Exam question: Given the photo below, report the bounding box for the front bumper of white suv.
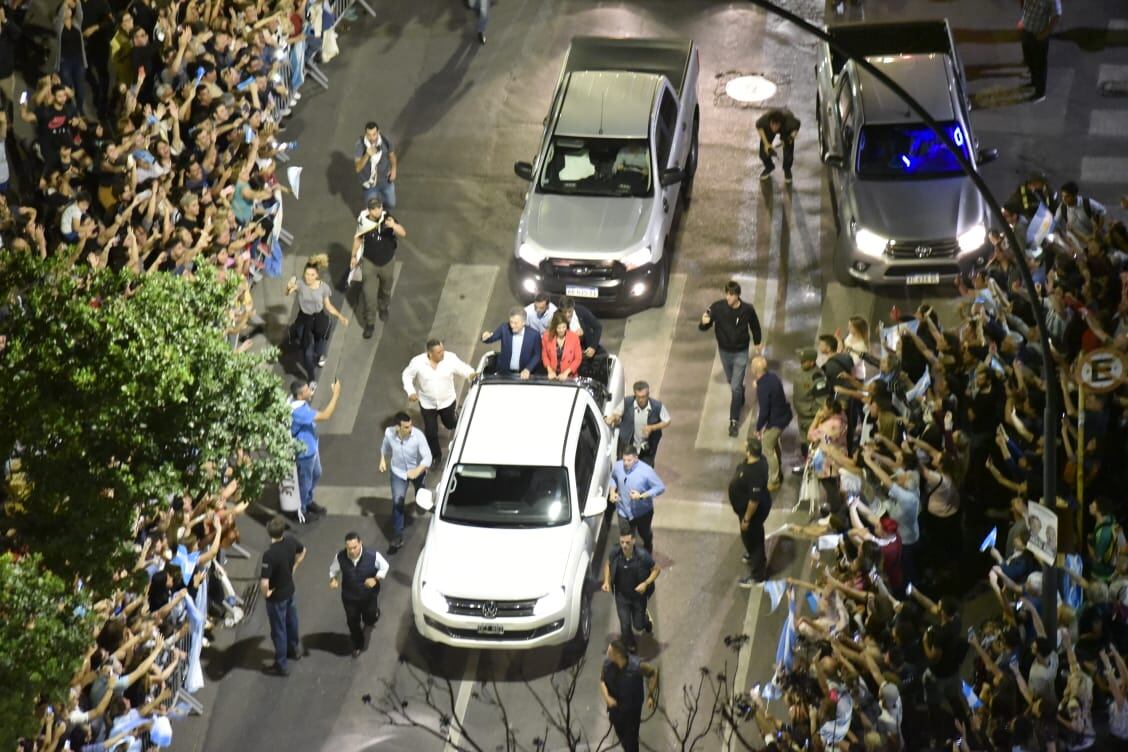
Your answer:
[413,585,573,649]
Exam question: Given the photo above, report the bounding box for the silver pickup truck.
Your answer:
[512,36,700,312]
[816,20,998,286]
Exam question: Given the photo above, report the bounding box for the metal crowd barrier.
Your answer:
[169,574,209,717]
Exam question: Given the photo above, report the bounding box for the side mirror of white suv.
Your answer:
[582,494,607,517]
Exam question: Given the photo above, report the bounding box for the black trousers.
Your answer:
[420,402,457,462]
[610,707,642,752]
[342,592,380,650]
[620,510,655,554]
[614,591,651,650]
[759,139,794,172]
[1021,30,1050,97]
[740,516,768,580]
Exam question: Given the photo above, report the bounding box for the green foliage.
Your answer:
[0,553,93,748]
[0,252,295,597]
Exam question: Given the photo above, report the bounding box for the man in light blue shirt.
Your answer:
[524,293,557,335]
[379,411,432,552]
[610,445,666,554]
[290,379,341,520]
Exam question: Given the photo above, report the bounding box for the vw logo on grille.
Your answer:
[481,601,499,619]
[915,245,933,258]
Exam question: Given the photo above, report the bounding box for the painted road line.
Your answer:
[727,564,766,751]
[323,261,403,435]
[307,485,387,516]
[1098,63,1128,88]
[694,275,757,454]
[617,273,687,398]
[1088,109,1128,137]
[653,500,798,535]
[444,649,480,752]
[429,264,499,366]
[1080,155,1128,185]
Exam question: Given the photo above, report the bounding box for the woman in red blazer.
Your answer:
[541,311,583,379]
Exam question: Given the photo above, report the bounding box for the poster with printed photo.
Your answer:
[1026,501,1058,566]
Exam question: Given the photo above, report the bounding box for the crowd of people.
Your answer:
[738,181,1128,750]
[1,0,352,749]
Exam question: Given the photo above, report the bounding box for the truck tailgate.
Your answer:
[563,36,694,98]
[826,20,956,76]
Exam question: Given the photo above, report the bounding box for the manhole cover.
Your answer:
[725,74,778,104]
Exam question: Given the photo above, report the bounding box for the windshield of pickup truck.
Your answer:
[539,137,652,197]
[441,464,572,528]
[856,122,970,179]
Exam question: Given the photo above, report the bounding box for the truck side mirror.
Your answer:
[823,153,845,169]
[977,147,999,165]
[514,161,534,181]
[659,167,685,187]
[582,494,607,517]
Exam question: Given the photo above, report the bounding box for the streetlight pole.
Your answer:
[747,0,1061,636]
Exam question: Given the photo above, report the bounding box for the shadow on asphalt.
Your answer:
[202,636,273,680]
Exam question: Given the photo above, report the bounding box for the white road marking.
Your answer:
[444,649,480,752]
[1098,63,1128,87]
[323,262,403,435]
[428,264,500,365]
[617,273,687,397]
[1088,109,1128,137]
[1080,155,1128,184]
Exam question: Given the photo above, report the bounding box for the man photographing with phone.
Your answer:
[289,377,342,522]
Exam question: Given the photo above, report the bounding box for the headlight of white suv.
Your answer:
[518,242,545,266]
[419,582,448,614]
[533,588,567,617]
[620,246,652,271]
[854,227,890,258]
[958,224,987,254]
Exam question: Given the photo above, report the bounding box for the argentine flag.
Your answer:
[1027,202,1055,248]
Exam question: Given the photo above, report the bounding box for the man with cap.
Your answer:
[792,348,828,474]
[728,436,773,587]
[329,531,390,657]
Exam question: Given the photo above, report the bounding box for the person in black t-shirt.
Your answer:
[729,435,773,586]
[19,85,82,164]
[601,530,660,654]
[599,638,658,752]
[350,197,407,338]
[755,108,801,183]
[699,280,763,436]
[921,596,968,716]
[259,516,306,676]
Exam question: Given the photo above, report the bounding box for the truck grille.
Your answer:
[444,597,537,618]
[545,259,618,280]
[886,238,959,259]
[425,616,565,641]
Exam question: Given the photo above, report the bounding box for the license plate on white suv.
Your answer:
[906,273,940,286]
[477,624,504,635]
[565,285,598,299]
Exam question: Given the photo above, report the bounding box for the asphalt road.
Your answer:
[169,1,1128,750]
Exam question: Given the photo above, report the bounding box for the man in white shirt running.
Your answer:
[401,338,476,462]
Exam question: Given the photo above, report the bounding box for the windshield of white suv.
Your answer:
[856,121,970,179]
[441,465,572,528]
[538,137,652,197]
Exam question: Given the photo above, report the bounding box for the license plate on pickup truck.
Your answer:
[565,285,598,299]
[906,273,940,286]
[477,624,504,635]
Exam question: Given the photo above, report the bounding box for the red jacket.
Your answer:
[541,330,582,377]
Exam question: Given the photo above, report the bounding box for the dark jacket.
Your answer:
[607,546,656,598]
[699,299,762,352]
[484,323,541,374]
[755,371,793,431]
[572,303,603,351]
[336,548,381,601]
[619,397,666,456]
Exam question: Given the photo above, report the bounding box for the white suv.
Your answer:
[412,356,624,649]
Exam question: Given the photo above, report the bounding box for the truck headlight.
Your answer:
[620,246,652,271]
[958,224,987,254]
[533,588,567,617]
[518,242,546,266]
[419,582,447,614]
[854,228,890,258]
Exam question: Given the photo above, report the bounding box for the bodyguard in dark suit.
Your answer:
[481,306,542,378]
[328,532,389,657]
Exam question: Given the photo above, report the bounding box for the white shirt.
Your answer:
[401,351,475,409]
[60,202,83,235]
[328,547,390,581]
[1055,197,1106,240]
[524,301,557,334]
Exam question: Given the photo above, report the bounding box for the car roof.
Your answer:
[855,55,955,123]
[458,383,578,466]
[555,71,658,139]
